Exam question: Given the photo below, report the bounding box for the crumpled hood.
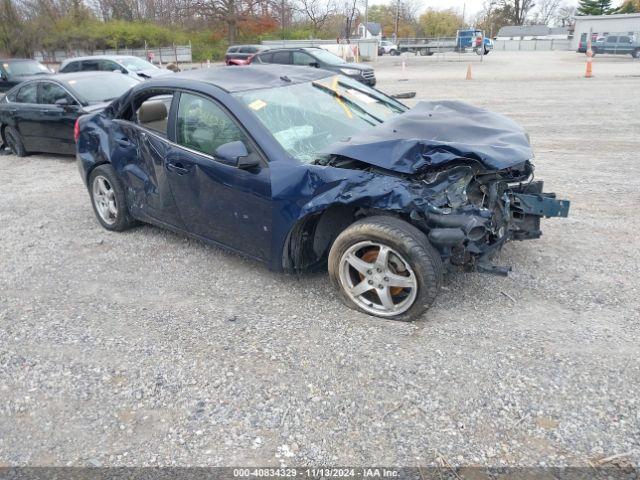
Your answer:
[322,100,534,174]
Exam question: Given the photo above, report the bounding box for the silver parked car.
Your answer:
[58,55,174,80]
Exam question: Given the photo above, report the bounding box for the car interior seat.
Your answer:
[137,100,168,135]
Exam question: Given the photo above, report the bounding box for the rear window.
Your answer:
[67,74,139,103]
[240,46,259,53]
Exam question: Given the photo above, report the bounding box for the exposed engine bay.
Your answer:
[316,156,570,276]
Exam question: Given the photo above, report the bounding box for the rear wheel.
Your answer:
[633,49,640,59]
[4,126,27,157]
[328,216,443,321]
[89,164,136,232]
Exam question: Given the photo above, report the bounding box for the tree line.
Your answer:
[1,0,638,61]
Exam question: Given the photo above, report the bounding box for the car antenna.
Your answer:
[280,75,291,82]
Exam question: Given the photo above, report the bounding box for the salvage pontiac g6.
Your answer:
[76,66,570,321]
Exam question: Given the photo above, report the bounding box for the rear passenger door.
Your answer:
[9,82,42,152]
[112,89,185,228]
[38,81,81,154]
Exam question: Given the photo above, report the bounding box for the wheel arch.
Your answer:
[281,205,410,272]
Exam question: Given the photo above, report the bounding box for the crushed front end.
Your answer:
[409,160,570,276]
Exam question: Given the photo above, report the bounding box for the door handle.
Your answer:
[167,161,190,175]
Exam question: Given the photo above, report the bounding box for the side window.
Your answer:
[256,52,272,63]
[619,36,630,43]
[292,51,314,66]
[176,92,249,157]
[81,60,101,71]
[271,51,291,64]
[41,83,75,105]
[100,60,122,72]
[607,36,617,43]
[15,83,38,103]
[60,61,79,73]
[135,93,173,136]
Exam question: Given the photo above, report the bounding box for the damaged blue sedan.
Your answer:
[76,65,569,321]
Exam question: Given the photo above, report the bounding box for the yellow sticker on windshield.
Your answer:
[249,99,267,111]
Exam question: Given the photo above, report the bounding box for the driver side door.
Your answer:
[165,91,273,261]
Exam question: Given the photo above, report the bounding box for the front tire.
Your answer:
[89,164,136,232]
[4,126,27,157]
[328,216,443,321]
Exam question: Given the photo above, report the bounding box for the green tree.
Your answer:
[418,8,464,38]
[576,0,614,15]
[615,0,640,13]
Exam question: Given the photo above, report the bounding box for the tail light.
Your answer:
[74,118,80,143]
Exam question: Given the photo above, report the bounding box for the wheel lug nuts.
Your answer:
[366,270,372,275]
[378,284,383,289]
[384,277,389,282]
[376,268,381,273]
[368,280,373,285]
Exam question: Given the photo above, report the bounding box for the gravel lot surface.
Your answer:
[1,51,639,468]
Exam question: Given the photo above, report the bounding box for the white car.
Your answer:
[378,40,399,56]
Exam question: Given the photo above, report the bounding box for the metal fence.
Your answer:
[34,44,192,65]
[493,39,572,51]
[261,39,379,62]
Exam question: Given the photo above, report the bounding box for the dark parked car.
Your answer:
[225,45,266,65]
[0,72,139,156]
[250,47,376,86]
[592,34,640,58]
[0,59,52,93]
[76,66,569,320]
[59,55,174,80]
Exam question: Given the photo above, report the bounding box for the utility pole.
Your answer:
[364,0,368,37]
[394,0,400,42]
[281,0,286,40]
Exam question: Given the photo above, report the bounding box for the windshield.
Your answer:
[119,57,157,72]
[309,49,348,66]
[234,75,407,163]
[3,60,50,77]
[67,74,139,103]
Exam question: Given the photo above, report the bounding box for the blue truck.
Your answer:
[398,29,493,56]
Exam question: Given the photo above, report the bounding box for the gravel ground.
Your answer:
[1,51,639,468]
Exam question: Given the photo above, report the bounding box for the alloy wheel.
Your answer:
[92,175,118,225]
[339,241,418,317]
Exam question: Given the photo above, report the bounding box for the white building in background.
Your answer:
[572,13,640,50]
[357,22,382,40]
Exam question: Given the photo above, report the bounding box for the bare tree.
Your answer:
[295,0,334,37]
[343,0,358,41]
[499,0,536,25]
[530,0,561,25]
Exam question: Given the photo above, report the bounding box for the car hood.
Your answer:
[322,100,533,174]
[336,62,372,71]
[133,68,173,79]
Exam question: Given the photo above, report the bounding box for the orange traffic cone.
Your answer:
[585,55,593,78]
[466,64,472,80]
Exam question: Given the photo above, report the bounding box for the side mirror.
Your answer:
[214,140,259,169]
[309,62,320,68]
[55,97,78,111]
[0,72,7,81]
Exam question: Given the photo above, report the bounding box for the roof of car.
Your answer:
[25,71,131,83]
[169,64,333,93]
[60,55,139,64]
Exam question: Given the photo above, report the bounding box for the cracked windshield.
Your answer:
[234,75,407,163]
